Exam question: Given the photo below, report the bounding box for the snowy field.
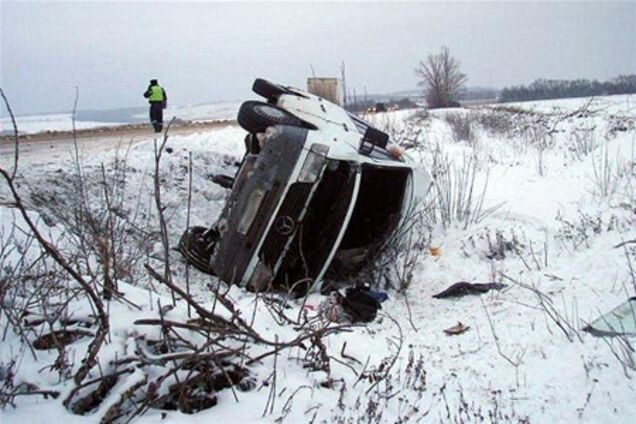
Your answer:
[134,100,240,124]
[0,112,120,135]
[1,101,240,135]
[0,94,635,423]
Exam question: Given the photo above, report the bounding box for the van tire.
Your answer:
[252,78,287,102]
[238,101,302,133]
[178,226,218,275]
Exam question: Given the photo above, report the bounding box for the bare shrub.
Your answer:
[555,209,628,252]
[601,333,635,378]
[412,107,430,122]
[443,112,475,143]
[568,127,599,160]
[0,358,60,408]
[444,108,517,143]
[321,346,428,423]
[591,142,634,203]
[437,386,531,424]
[152,124,177,303]
[502,273,583,343]
[473,109,516,136]
[0,230,60,377]
[592,147,621,199]
[368,215,431,294]
[2,165,354,421]
[604,113,635,138]
[522,123,552,176]
[2,93,114,398]
[431,148,503,230]
[28,156,153,292]
[461,227,525,261]
[482,297,528,387]
[389,111,431,151]
[1,174,110,398]
[492,105,538,116]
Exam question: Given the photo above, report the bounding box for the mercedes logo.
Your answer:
[274,215,295,235]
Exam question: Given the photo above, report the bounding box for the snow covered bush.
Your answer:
[568,127,599,160]
[591,142,635,206]
[472,109,516,137]
[555,209,630,252]
[461,228,525,261]
[27,156,154,293]
[443,112,476,144]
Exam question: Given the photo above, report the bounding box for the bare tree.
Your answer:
[415,46,467,108]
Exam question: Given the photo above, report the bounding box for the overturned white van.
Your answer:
[179,79,432,295]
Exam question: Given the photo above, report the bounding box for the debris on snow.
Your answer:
[432,281,506,299]
[583,297,636,337]
[443,321,470,335]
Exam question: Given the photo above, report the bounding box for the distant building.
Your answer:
[307,78,342,105]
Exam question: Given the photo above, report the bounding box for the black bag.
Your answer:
[341,286,381,323]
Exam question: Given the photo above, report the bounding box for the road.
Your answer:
[0,120,237,168]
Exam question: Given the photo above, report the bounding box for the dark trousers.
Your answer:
[149,102,164,133]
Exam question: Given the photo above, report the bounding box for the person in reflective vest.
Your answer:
[143,79,168,133]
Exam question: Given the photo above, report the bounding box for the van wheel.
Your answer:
[252,78,287,102]
[237,101,302,133]
[178,226,218,275]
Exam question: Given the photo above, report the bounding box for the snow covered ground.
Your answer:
[0,112,121,135]
[505,94,635,116]
[1,101,240,135]
[136,100,240,124]
[0,94,635,423]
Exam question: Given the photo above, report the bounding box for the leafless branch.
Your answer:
[152,118,176,305]
[0,88,19,180]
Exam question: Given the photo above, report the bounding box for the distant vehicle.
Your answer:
[365,102,400,114]
[374,102,387,112]
[179,78,432,295]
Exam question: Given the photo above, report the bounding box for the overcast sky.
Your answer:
[1,1,635,115]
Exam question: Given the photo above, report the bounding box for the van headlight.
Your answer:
[237,188,265,235]
[298,143,329,183]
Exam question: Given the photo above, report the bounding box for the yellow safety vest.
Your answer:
[149,85,165,101]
